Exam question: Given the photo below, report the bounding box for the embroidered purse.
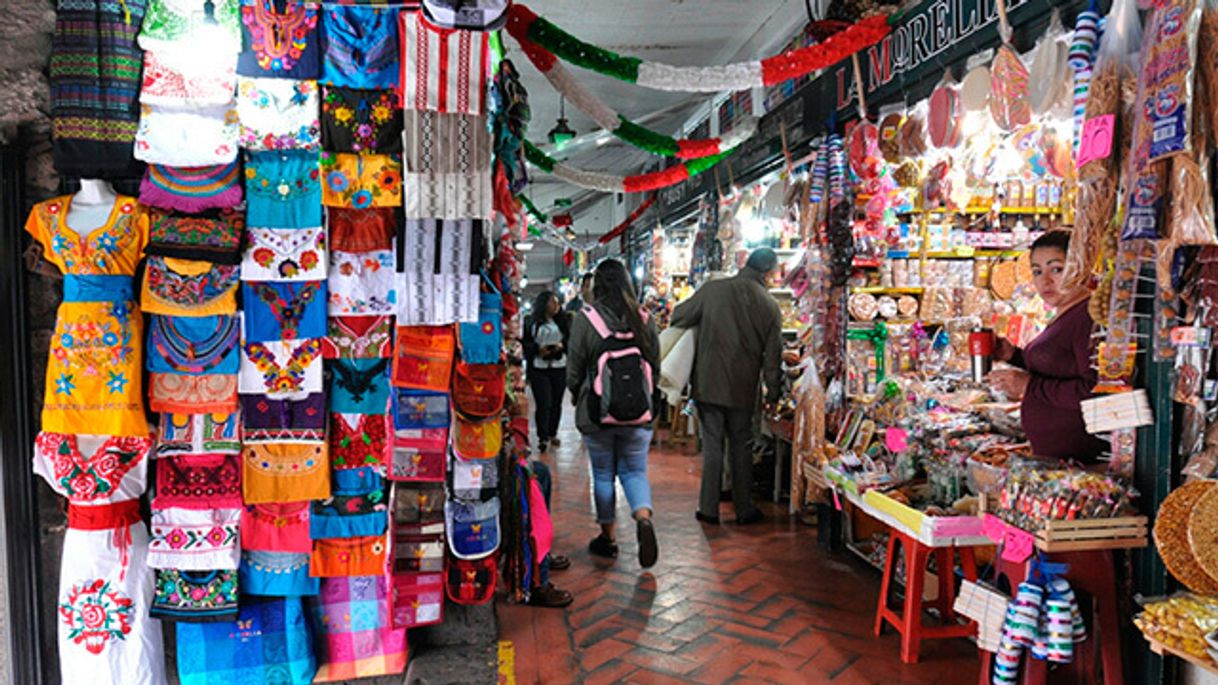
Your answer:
[310,575,408,683]
[141,162,244,213]
[324,315,394,359]
[321,86,403,154]
[451,413,501,461]
[147,315,241,375]
[310,467,389,540]
[149,373,239,414]
[141,256,240,317]
[329,412,390,470]
[390,571,444,629]
[238,0,321,79]
[156,412,242,456]
[449,450,498,500]
[242,502,313,553]
[146,207,245,265]
[240,551,320,596]
[245,150,323,228]
[242,441,331,504]
[392,522,445,573]
[330,358,391,414]
[391,325,455,391]
[152,569,240,623]
[452,361,505,418]
[175,597,318,685]
[445,496,500,560]
[457,288,502,365]
[155,453,243,510]
[392,388,450,429]
[445,556,497,606]
[242,281,328,342]
[390,428,447,483]
[310,535,389,578]
[148,507,242,570]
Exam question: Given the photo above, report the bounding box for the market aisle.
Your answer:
[499,412,980,685]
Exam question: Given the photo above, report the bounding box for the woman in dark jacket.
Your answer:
[566,259,661,568]
[523,290,570,453]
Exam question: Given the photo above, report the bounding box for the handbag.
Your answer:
[445,556,497,606]
[392,483,446,525]
[392,522,445,574]
[390,429,447,483]
[452,360,505,418]
[445,496,500,560]
[390,571,444,629]
[451,412,502,460]
[176,596,317,685]
[392,388,450,429]
[457,279,502,365]
[391,325,455,392]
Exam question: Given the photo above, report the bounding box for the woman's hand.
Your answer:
[987,368,1030,401]
[993,337,1017,363]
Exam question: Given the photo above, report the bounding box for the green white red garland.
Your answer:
[524,140,731,193]
[517,194,604,251]
[506,4,896,93]
[512,34,756,158]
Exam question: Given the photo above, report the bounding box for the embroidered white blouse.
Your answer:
[135,102,241,166]
[239,338,324,399]
[242,226,327,282]
[236,77,321,151]
[328,249,395,316]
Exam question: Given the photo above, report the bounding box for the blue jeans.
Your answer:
[582,426,653,525]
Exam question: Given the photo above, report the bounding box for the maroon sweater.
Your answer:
[1010,300,1107,462]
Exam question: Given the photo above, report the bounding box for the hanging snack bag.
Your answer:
[1142,0,1202,163]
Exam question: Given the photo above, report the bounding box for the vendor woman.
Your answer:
[987,231,1107,463]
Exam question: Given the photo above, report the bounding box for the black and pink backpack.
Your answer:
[582,305,654,426]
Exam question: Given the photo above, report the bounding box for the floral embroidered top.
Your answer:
[242,226,327,281]
[138,0,243,54]
[146,207,245,265]
[320,5,399,89]
[25,195,150,436]
[140,50,238,107]
[241,281,328,342]
[240,339,324,399]
[323,316,393,359]
[328,250,395,315]
[245,150,322,227]
[327,207,395,252]
[134,102,241,167]
[237,77,321,151]
[321,86,402,154]
[33,432,153,505]
[238,0,321,79]
[141,256,240,316]
[320,152,402,208]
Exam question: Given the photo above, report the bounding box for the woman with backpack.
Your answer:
[523,290,570,454]
[567,259,661,568]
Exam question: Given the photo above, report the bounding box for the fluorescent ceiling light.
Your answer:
[515,241,535,252]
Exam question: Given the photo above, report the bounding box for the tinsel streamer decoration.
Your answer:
[516,195,605,251]
[506,3,896,93]
[513,35,757,158]
[523,141,732,193]
[599,195,656,244]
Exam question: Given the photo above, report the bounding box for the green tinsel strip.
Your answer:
[527,16,641,83]
[615,116,681,157]
[687,150,732,177]
[516,193,549,223]
[523,141,556,174]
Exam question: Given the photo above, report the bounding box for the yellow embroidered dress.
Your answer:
[26,195,150,436]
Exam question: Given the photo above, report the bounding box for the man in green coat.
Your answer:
[670,248,783,525]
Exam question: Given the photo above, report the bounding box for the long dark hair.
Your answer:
[531,290,558,321]
[592,259,656,360]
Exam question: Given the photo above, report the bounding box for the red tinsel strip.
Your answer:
[623,166,689,193]
[492,161,522,235]
[599,195,656,244]
[676,138,724,160]
[517,34,557,72]
[759,14,892,86]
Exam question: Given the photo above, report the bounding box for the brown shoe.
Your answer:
[529,583,573,608]
[549,554,571,571]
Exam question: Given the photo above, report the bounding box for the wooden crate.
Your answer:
[1034,516,1148,552]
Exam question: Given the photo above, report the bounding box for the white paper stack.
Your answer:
[1080,390,1154,434]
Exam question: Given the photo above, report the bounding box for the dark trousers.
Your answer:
[697,402,757,519]
[529,367,566,442]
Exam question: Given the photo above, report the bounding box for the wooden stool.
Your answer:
[874,527,980,663]
[977,550,1124,685]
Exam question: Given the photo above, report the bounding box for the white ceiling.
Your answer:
[507,0,812,280]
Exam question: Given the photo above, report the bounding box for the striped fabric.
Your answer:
[399,9,488,115]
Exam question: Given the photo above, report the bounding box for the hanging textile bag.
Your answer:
[391,325,455,391]
[176,596,317,685]
[392,483,446,524]
[452,412,502,460]
[449,450,499,499]
[393,522,446,574]
[452,360,505,417]
[390,428,447,482]
[445,556,497,606]
[445,496,500,560]
[391,387,450,429]
[391,570,445,629]
[458,281,503,365]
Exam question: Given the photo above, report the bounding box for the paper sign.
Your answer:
[832,488,842,511]
[1000,527,1035,563]
[981,514,1007,543]
[885,428,909,453]
[1170,326,1213,348]
[1077,115,1115,169]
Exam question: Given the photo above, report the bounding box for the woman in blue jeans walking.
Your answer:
[566,259,661,568]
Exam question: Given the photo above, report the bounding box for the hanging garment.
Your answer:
[146,315,240,375]
[320,152,403,208]
[320,5,399,89]
[399,10,488,114]
[148,373,239,413]
[140,162,244,214]
[50,0,147,178]
[242,226,328,281]
[391,325,455,391]
[242,441,330,504]
[141,256,240,316]
[33,433,167,685]
[140,49,238,106]
[154,453,243,509]
[329,358,391,414]
[237,77,322,151]
[327,207,395,252]
[310,535,388,577]
[238,0,322,79]
[310,468,388,539]
[239,393,326,437]
[155,412,241,456]
[323,316,393,359]
[244,150,322,227]
[148,507,241,570]
[309,575,408,682]
[151,569,240,623]
[395,218,482,325]
[401,110,493,219]
[25,196,149,436]
[321,86,403,154]
[240,552,319,596]
[328,250,395,315]
[134,102,241,166]
[242,281,327,342]
[329,413,390,470]
[242,503,312,553]
[138,0,243,53]
[240,339,324,399]
[175,596,317,685]
[146,207,245,265]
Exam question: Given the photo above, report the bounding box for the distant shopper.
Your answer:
[523,291,570,453]
[565,272,595,312]
[671,248,783,525]
[567,259,661,568]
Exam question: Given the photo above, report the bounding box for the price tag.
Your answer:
[1000,527,1036,563]
[884,428,909,453]
[832,488,843,511]
[1077,115,1116,169]
[955,246,976,257]
[1170,326,1213,348]
[981,514,1007,543]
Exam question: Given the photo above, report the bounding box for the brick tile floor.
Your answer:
[499,413,980,684]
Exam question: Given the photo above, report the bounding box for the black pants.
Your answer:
[697,402,757,519]
[530,367,566,443]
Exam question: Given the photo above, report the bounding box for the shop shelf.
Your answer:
[1146,639,1218,676]
[923,249,1028,259]
[849,287,925,295]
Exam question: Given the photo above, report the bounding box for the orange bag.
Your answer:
[242,442,331,505]
[451,361,505,418]
[310,535,389,577]
[452,413,502,460]
[392,325,455,392]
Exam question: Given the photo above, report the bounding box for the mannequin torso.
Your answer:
[65,179,118,236]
